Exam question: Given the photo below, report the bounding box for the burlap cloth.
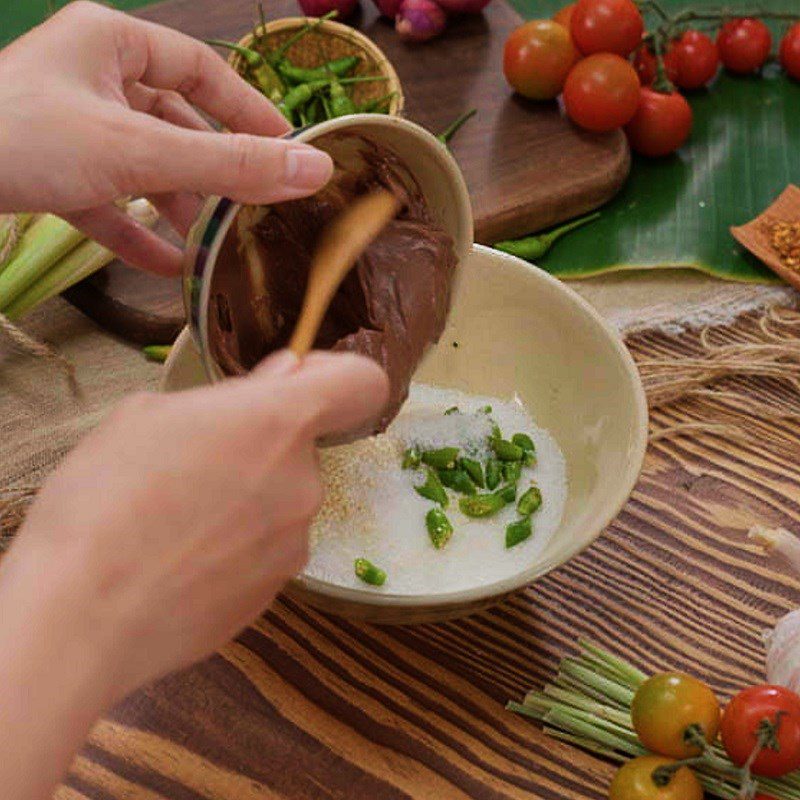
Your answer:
[1,270,796,490]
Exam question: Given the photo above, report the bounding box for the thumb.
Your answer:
[127,117,334,204]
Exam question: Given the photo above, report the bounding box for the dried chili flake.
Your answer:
[762,218,800,271]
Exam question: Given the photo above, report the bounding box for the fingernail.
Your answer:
[284,145,333,189]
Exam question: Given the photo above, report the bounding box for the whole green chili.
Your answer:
[505,518,532,549]
[421,447,460,470]
[415,468,448,508]
[494,212,601,262]
[426,508,454,550]
[438,469,477,496]
[357,91,397,114]
[485,458,502,490]
[517,486,543,516]
[329,76,356,117]
[279,55,360,85]
[437,108,477,146]
[460,457,485,488]
[492,438,525,462]
[459,492,507,518]
[206,39,285,103]
[355,558,387,586]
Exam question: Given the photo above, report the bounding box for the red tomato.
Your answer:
[624,87,692,157]
[717,18,772,74]
[721,685,800,778]
[563,53,640,132]
[780,22,800,81]
[667,30,720,89]
[552,3,576,31]
[570,0,644,57]
[503,20,579,100]
[633,46,679,86]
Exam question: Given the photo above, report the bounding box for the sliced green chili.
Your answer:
[444,406,460,415]
[485,458,502,490]
[505,518,532,549]
[421,447,459,470]
[402,447,421,469]
[522,450,537,467]
[518,486,543,516]
[495,483,517,503]
[512,433,536,453]
[492,438,525,462]
[438,469,476,496]
[355,558,387,586]
[460,457,485,488]
[415,468,448,508]
[459,492,506,518]
[426,507,454,550]
[503,461,522,483]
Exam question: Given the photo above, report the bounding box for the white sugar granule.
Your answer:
[304,384,568,595]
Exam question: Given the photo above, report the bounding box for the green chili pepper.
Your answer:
[142,345,171,363]
[206,40,285,103]
[485,458,502,490]
[426,508,454,550]
[505,518,532,549]
[522,450,537,467]
[279,79,328,113]
[479,405,493,414]
[438,469,476,496]
[402,447,421,469]
[460,457,485,489]
[490,423,503,441]
[354,557,387,586]
[518,486,543,516]
[421,447,460,470]
[415,468,448,508]
[444,406,460,415]
[279,55,360,85]
[437,108,477,146]
[492,438,525,462]
[495,483,517,503]
[503,461,522,483]
[357,91,397,114]
[494,212,601,262]
[512,433,536,453]
[459,492,507,518]
[329,77,356,117]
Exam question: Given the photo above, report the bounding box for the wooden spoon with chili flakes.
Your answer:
[731,184,800,291]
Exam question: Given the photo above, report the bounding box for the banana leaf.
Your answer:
[510,0,800,282]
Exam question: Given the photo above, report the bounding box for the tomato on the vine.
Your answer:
[720,685,800,777]
[570,0,644,57]
[666,30,720,89]
[630,672,718,756]
[609,756,703,800]
[552,2,576,32]
[563,53,640,132]
[503,20,579,100]
[717,18,772,74]
[632,46,678,86]
[780,22,800,81]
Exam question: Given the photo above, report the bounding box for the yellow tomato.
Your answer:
[631,672,720,758]
[609,756,703,800]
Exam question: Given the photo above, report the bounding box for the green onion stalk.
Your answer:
[0,199,157,321]
[507,640,800,800]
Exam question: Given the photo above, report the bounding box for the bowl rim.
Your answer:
[290,243,649,610]
[234,16,405,116]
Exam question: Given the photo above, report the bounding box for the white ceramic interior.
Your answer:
[165,245,649,624]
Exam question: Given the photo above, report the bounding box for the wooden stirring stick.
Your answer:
[289,188,401,356]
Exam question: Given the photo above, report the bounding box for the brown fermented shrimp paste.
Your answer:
[208,134,458,435]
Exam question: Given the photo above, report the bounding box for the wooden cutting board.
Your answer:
[66,0,629,344]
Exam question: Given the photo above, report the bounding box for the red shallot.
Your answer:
[297,0,359,20]
[396,0,447,41]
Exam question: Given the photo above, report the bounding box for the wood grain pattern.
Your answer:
[60,313,800,799]
[68,0,629,344]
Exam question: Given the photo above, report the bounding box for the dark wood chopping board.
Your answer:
[66,0,629,344]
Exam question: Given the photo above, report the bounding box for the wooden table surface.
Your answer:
[57,313,800,800]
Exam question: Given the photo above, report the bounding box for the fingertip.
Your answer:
[284,145,334,193]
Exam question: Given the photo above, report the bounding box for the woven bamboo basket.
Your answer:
[233,17,404,116]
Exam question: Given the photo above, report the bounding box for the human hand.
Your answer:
[0,350,387,707]
[0,1,333,274]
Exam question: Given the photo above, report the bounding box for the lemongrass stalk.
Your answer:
[542,685,632,726]
[543,728,626,759]
[0,213,35,269]
[2,200,157,320]
[552,674,627,707]
[544,708,638,754]
[578,640,649,688]
[559,659,636,706]
[0,215,85,308]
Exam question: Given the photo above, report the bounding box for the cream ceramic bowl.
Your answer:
[166,242,648,625]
